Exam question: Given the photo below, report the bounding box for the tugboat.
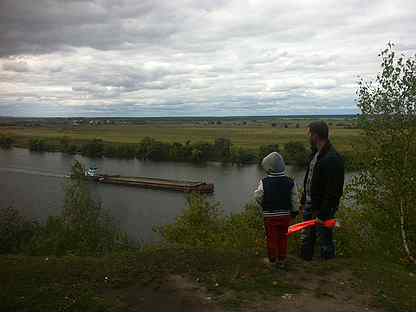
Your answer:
[85,166,98,178]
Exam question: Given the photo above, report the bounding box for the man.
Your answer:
[300,121,345,260]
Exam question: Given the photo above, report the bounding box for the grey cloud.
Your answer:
[2,59,30,72]
[0,0,415,116]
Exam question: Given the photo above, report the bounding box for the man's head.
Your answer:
[308,121,329,149]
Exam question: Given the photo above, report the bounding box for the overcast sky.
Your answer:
[0,0,415,117]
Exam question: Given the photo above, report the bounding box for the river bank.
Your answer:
[0,124,360,169]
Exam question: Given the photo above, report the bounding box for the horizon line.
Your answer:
[0,113,359,119]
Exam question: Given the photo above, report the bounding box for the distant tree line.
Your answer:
[23,136,312,166]
[0,134,354,169]
[0,134,14,149]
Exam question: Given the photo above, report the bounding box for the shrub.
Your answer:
[213,138,232,162]
[29,138,49,152]
[0,206,37,254]
[158,194,224,248]
[230,147,257,164]
[169,142,187,161]
[332,203,369,258]
[158,193,265,251]
[137,137,170,161]
[190,142,214,162]
[0,134,14,149]
[30,161,131,256]
[258,144,280,162]
[104,143,137,159]
[351,43,416,264]
[282,141,309,166]
[81,139,104,158]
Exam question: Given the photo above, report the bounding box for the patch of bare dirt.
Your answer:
[104,274,221,312]
[241,256,383,312]
[104,257,384,312]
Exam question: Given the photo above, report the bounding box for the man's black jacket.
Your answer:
[301,142,345,220]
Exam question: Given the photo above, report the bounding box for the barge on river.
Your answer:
[84,167,214,194]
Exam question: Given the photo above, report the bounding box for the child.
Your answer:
[254,152,299,268]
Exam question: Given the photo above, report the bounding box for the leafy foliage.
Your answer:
[81,138,105,158]
[0,206,37,254]
[29,138,51,152]
[0,134,14,149]
[258,144,280,162]
[282,141,309,166]
[351,43,416,263]
[230,146,257,164]
[158,193,265,251]
[19,133,349,167]
[214,137,232,161]
[0,161,132,256]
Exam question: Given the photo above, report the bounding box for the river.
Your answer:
[0,148,353,243]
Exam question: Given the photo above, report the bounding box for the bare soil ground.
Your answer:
[103,257,384,312]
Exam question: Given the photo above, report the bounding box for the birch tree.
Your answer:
[354,43,416,264]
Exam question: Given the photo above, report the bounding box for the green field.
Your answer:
[0,124,362,152]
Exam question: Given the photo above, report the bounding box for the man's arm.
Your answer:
[300,164,309,206]
[317,157,345,220]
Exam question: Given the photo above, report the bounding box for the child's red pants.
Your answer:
[264,215,291,262]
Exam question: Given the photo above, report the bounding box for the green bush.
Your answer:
[158,194,224,248]
[29,138,50,152]
[0,206,37,254]
[230,147,257,164]
[158,193,265,251]
[103,143,137,159]
[258,144,280,162]
[282,141,309,166]
[0,134,14,149]
[137,137,171,161]
[169,142,188,161]
[189,141,214,162]
[0,164,133,256]
[333,203,369,258]
[213,137,232,161]
[29,161,133,256]
[81,139,104,158]
[351,44,416,264]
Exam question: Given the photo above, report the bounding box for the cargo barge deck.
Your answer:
[91,174,214,194]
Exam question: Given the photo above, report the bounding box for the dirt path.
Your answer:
[242,265,380,312]
[104,274,222,312]
[104,259,384,312]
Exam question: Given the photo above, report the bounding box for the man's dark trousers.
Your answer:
[300,208,336,260]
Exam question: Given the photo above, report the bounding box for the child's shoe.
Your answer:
[275,260,287,271]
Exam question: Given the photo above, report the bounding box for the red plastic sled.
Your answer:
[287,219,338,237]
